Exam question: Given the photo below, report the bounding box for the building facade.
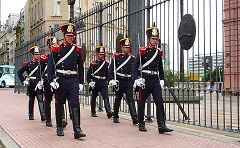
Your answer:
[0,13,19,64]
[27,0,80,49]
[188,52,224,77]
[223,0,240,92]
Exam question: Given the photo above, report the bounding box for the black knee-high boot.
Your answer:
[37,94,46,121]
[103,97,112,118]
[138,101,147,131]
[91,97,97,117]
[28,96,35,120]
[62,104,68,128]
[156,101,173,134]
[128,100,138,125]
[70,102,86,139]
[55,103,64,136]
[45,98,52,126]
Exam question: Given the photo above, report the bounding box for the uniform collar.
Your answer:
[63,42,73,48]
[32,59,39,63]
[121,53,129,57]
[97,58,104,62]
[147,45,156,50]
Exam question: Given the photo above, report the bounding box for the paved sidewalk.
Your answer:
[0,88,239,148]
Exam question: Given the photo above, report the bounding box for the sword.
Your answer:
[113,51,119,91]
[65,103,68,123]
[137,34,145,101]
[138,34,143,81]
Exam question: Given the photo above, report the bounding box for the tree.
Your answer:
[165,70,178,87]
[202,67,223,82]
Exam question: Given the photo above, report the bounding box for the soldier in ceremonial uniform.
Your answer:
[47,20,86,139]
[132,25,173,134]
[42,35,68,127]
[18,46,46,121]
[87,45,113,118]
[108,37,138,125]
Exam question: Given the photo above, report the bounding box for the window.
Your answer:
[226,62,231,68]
[225,52,230,57]
[36,4,39,21]
[54,0,61,16]
[35,5,37,22]
[38,2,41,19]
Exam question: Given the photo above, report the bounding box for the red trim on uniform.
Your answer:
[114,53,120,59]
[76,46,82,54]
[22,61,28,67]
[131,55,135,61]
[40,54,48,62]
[51,44,60,53]
[105,61,109,65]
[63,42,72,48]
[129,49,132,53]
[91,61,97,67]
[32,59,40,63]
[158,50,164,57]
[139,47,147,55]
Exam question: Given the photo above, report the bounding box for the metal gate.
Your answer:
[14,0,240,133]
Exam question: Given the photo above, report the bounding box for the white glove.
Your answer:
[109,80,119,86]
[50,78,59,90]
[89,81,95,88]
[23,78,30,86]
[79,84,84,92]
[36,79,44,90]
[160,80,164,88]
[134,78,145,87]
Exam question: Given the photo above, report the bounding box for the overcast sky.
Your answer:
[1,0,27,24]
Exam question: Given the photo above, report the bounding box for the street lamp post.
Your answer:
[180,0,184,82]
[68,0,76,20]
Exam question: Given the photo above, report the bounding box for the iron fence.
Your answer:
[14,0,240,133]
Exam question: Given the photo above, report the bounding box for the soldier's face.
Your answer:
[33,54,40,60]
[149,38,159,47]
[98,54,105,60]
[122,47,130,54]
[65,35,74,44]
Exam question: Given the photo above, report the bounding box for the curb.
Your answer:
[117,112,240,146]
[0,127,19,148]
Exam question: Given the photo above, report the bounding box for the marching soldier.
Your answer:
[87,45,113,118]
[42,35,68,127]
[18,46,46,121]
[47,19,86,139]
[132,25,173,134]
[108,37,138,125]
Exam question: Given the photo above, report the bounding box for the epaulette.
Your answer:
[131,55,135,61]
[157,48,164,57]
[40,54,48,62]
[105,61,109,65]
[22,61,29,67]
[75,45,82,54]
[51,44,60,53]
[139,47,147,55]
[91,61,97,67]
[114,53,120,59]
